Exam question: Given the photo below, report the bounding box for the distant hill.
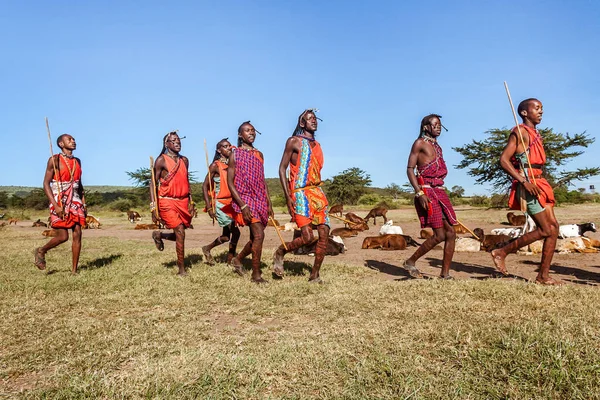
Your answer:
[0,185,135,197]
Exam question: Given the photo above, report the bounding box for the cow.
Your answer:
[472,228,513,252]
[134,223,160,230]
[8,218,19,225]
[0,222,6,227]
[361,234,406,250]
[555,237,599,254]
[0,213,5,219]
[506,212,526,226]
[379,220,403,235]
[268,218,280,228]
[558,222,596,238]
[420,225,467,238]
[343,213,369,231]
[364,207,388,225]
[42,229,58,237]
[127,210,142,223]
[84,215,101,229]
[330,227,361,238]
[282,221,299,232]
[329,204,344,217]
[31,219,48,228]
[293,234,346,256]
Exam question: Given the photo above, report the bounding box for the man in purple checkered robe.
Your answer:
[403,114,457,279]
[227,121,273,283]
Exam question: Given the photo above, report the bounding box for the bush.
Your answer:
[469,195,489,207]
[108,199,135,212]
[358,194,382,206]
[271,195,287,208]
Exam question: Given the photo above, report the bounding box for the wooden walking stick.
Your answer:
[270,216,288,250]
[455,219,480,241]
[329,214,354,225]
[204,139,217,225]
[503,81,537,186]
[45,117,62,207]
[149,156,161,224]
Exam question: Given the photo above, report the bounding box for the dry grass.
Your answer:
[2,227,600,399]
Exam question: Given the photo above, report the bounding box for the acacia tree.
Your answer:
[325,167,372,205]
[453,128,599,193]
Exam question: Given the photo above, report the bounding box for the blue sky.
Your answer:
[2,0,599,195]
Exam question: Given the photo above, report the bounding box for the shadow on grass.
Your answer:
[80,254,123,270]
[424,257,528,281]
[162,254,203,269]
[364,259,423,281]
[520,260,600,285]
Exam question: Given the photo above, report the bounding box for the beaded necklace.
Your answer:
[60,153,76,182]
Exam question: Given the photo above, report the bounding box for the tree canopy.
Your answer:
[325,167,372,205]
[453,128,599,193]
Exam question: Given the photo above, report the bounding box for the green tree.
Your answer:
[325,167,371,205]
[449,185,465,199]
[385,183,405,200]
[454,128,599,193]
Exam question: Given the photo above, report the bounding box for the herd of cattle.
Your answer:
[1,206,598,256]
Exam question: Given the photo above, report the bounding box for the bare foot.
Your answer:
[202,245,215,266]
[226,253,235,264]
[177,269,189,277]
[34,248,46,270]
[491,249,508,276]
[272,248,285,278]
[308,277,323,284]
[152,231,164,251]
[402,261,423,279]
[251,276,267,284]
[535,277,564,286]
[439,274,454,280]
[231,258,245,276]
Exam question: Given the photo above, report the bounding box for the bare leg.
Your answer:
[35,228,69,270]
[71,225,82,274]
[404,226,446,278]
[249,223,266,283]
[202,226,232,266]
[309,224,330,283]
[440,220,456,278]
[173,225,187,276]
[228,226,240,264]
[273,224,315,278]
[232,239,252,276]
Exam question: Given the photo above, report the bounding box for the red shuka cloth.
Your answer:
[158,155,192,229]
[49,155,86,229]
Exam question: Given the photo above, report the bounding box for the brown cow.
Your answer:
[330,227,361,238]
[293,235,346,256]
[472,228,513,252]
[127,210,142,223]
[0,222,6,227]
[364,207,388,225]
[8,218,19,225]
[267,218,280,228]
[84,215,101,229]
[134,223,159,230]
[329,204,344,217]
[42,229,58,237]
[362,234,406,250]
[344,213,369,231]
[507,212,526,226]
[420,228,433,239]
[31,219,48,228]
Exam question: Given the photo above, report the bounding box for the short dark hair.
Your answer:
[56,134,69,148]
[517,98,540,118]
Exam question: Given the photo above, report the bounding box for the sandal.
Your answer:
[33,248,46,270]
[402,262,423,279]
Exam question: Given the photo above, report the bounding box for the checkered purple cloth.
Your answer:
[231,148,269,227]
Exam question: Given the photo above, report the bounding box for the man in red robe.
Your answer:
[491,98,561,285]
[34,134,87,274]
[151,131,194,276]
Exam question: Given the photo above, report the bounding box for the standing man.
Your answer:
[404,114,457,279]
[34,134,87,274]
[273,109,330,283]
[151,131,194,276]
[491,98,561,285]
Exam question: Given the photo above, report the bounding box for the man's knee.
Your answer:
[445,227,456,241]
[433,229,446,243]
[219,235,230,243]
[540,221,559,238]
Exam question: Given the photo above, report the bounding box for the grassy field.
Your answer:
[2,226,600,399]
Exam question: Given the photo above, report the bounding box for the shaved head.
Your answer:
[517,98,540,117]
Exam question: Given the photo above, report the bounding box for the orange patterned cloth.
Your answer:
[508,124,555,211]
[49,154,86,229]
[158,155,192,229]
[288,137,329,228]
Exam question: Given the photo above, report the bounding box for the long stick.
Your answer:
[329,214,354,225]
[149,156,160,224]
[45,117,62,207]
[270,216,288,250]
[203,139,217,223]
[503,82,537,185]
[456,219,480,241]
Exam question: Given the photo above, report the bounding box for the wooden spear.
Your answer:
[45,117,62,207]
[204,139,217,224]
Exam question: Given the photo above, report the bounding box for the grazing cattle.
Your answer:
[454,237,481,252]
[8,218,19,225]
[294,235,346,256]
[506,212,526,226]
[31,219,48,228]
[379,220,403,235]
[329,204,344,217]
[362,234,407,250]
[42,229,58,237]
[472,228,513,252]
[127,210,142,223]
[344,213,369,231]
[345,212,366,225]
[134,223,159,230]
[330,227,360,238]
[558,222,597,239]
[364,207,388,225]
[84,215,101,229]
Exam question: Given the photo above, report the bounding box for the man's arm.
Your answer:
[151,156,166,224]
[227,152,252,222]
[181,156,195,212]
[76,158,86,215]
[203,162,218,219]
[278,137,298,217]
[406,139,430,210]
[500,133,540,196]
[43,156,62,217]
[259,150,274,218]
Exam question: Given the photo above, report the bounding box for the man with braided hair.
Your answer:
[151,131,194,276]
[404,114,457,279]
[201,138,240,265]
[273,109,329,283]
[34,134,87,274]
